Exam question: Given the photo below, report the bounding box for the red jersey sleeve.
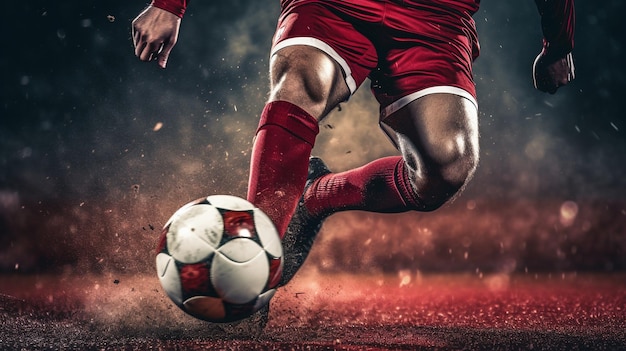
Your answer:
[152,0,190,18]
[534,0,575,57]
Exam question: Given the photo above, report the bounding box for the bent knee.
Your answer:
[439,147,479,190]
[419,131,478,184]
[408,146,479,212]
[416,174,473,211]
[269,46,348,118]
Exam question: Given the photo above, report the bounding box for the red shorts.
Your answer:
[272,0,480,117]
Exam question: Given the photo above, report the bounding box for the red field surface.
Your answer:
[1,270,625,350]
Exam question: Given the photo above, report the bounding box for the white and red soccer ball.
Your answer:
[155,195,283,323]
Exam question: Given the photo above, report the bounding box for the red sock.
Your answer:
[304,156,422,217]
[247,101,319,238]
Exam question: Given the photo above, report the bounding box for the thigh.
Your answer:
[269,45,350,119]
[272,1,379,95]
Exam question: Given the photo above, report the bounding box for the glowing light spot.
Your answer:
[398,270,411,287]
[559,201,578,227]
[484,273,510,291]
[524,137,546,161]
[466,200,476,210]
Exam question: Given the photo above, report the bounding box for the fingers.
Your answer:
[157,41,175,69]
[133,36,146,59]
[532,51,574,94]
[532,53,555,93]
[135,39,161,62]
[137,41,171,69]
[551,54,574,93]
[131,7,181,68]
[143,42,164,62]
[133,27,167,64]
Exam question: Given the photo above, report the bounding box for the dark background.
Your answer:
[0,1,624,275]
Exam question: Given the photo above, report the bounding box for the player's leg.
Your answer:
[268,45,350,119]
[247,45,349,240]
[301,93,478,218]
[382,93,479,210]
[280,95,477,285]
[296,1,480,219]
[249,1,381,286]
[246,2,376,239]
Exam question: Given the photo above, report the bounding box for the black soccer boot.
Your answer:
[279,156,332,286]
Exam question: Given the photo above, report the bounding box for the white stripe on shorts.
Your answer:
[381,86,478,119]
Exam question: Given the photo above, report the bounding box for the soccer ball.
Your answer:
[155,195,283,323]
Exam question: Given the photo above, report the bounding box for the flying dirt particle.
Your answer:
[153,122,163,131]
[113,279,120,285]
[324,124,334,129]
[107,15,115,22]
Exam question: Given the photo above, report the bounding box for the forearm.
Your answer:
[534,0,575,57]
[152,0,191,18]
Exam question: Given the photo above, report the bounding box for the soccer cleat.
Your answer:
[279,156,332,286]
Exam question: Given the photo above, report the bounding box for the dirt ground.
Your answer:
[1,271,625,350]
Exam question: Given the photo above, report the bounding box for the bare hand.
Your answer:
[132,6,181,69]
[533,50,575,94]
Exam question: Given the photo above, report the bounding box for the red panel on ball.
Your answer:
[222,210,257,238]
[267,256,283,289]
[156,227,168,254]
[184,296,226,322]
[179,262,215,297]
